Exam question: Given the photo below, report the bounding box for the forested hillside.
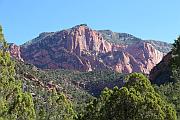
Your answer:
[0,25,179,120]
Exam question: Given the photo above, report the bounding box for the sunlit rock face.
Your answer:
[20,25,171,74]
[9,43,24,62]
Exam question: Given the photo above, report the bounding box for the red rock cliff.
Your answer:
[9,43,24,62]
[20,25,165,74]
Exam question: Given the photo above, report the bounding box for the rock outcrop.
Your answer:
[126,41,163,73]
[9,43,24,62]
[20,25,170,74]
[149,52,172,84]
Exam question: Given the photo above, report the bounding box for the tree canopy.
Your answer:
[80,73,177,120]
[172,36,180,68]
[0,25,36,120]
[155,36,180,119]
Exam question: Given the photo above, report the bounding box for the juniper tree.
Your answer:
[0,25,36,120]
[171,36,180,83]
[80,73,177,120]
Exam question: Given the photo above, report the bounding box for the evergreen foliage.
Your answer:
[155,36,180,119]
[35,90,76,120]
[0,25,36,119]
[171,36,180,83]
[172,36,180,68]
[80,73,177,120]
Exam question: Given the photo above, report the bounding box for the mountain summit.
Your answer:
[18,25,171,74]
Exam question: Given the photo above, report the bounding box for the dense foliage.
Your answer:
[34,90,76,120]
[80,73,177,120]
[154,36,180,119]
[0,26,77,120]
[172,36,180,68]
[171,36,180,84]
[15,60,124,114]
[0,25,36,119]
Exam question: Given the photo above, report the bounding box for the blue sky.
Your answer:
[0,0,180,45]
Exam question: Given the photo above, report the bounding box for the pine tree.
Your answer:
[81,73,177,120]
[172,36,180,68]
[35,90,76,120]
[171,36,180,82]
[0,25,36,120]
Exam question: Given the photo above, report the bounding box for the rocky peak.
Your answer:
[56,24,116,55]
[23,24,115,55]
[20,25,170,74]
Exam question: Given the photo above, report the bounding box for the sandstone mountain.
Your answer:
[12,24,172,74]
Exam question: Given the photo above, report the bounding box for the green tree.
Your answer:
[34,89,76,120]
[171,36,180,83]
[153,36,180,119]
[0,25,36,120]
[81,73,177,120]
[172,36,180,68]
[47,91,76,120]
[155,82,180,119]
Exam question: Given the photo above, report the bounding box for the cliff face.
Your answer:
[20,25,170,74]
[149,52,172,84]
[126,41,164,73]
[9,43,24,62]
